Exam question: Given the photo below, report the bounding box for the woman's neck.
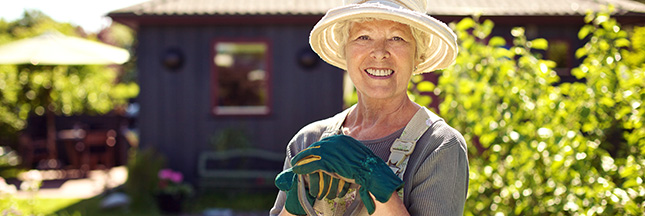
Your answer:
[343,93,419,140]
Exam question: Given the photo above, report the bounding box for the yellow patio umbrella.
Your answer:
[0,31,130,167]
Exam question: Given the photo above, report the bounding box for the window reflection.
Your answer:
[213,41,270,115]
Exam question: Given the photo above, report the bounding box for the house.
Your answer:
[108,0,645,184]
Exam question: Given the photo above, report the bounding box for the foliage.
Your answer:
[0,146,23,178]
[1,171,81,215]
[623,26,645,71]
[0,10,139,147]
[124,147,165,210]
[210,127,251,151]
[567,8,645,214]
[156,168,193,197]
[56,194,156,216]
[411,10,644,215]
[1,196,81,216]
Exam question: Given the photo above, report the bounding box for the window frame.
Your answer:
[210,38,273,117]
[544,38,574,70]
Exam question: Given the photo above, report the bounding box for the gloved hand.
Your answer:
[307,171,351,200]
[275,168,352,215]
[291,135,404,214]
[275,168,314,215]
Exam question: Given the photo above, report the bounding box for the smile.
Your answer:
[365,68,394,77]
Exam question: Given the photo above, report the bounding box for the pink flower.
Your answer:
[169,172,183,183]
[158,169,184,183]
[159,169,174,180]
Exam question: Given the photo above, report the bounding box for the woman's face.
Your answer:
[344,19,417,101]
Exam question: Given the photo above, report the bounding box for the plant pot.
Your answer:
[156,193,183,213]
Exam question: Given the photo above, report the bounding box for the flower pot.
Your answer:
[156,193,183,213]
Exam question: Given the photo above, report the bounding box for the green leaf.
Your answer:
[489,36,506,47]
[615,38,630,48]
[578,25,593,40]
[595,14,610,25]
[530,38,548,50]
[456,18,475,31]
[580,106,591,118]
[415,95,432,107]
[479,133,496,148]
[480,20,494,38]
[416,81,435,92]
[599,40,610,51]
[582,123,595,132]
[622,179,638,188]
[575,47,588,59]
[511,27,525,37]
[584,12,595,24]
[600,97,616,107]
[571,68,587,79]
[495,48,514,58]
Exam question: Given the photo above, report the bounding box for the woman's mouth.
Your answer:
[365,68,394,77]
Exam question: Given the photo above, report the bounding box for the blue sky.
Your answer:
[0,0,150,33]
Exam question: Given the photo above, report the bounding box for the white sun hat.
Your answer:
[309,0,458,74]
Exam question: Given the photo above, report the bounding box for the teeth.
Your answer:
[366,69,393,77]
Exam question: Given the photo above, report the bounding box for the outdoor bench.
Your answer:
[197,149,284,189]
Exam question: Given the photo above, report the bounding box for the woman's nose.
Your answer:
[370,40,390,60]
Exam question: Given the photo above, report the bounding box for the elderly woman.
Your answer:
[271,0,468,215]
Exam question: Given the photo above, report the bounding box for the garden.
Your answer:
[1,6,644,216]
[410,8,645,215]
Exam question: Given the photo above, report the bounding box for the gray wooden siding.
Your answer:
[136,24,344,182]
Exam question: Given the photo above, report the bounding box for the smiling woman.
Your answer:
[344,20,417,104]
[271,0,468,216]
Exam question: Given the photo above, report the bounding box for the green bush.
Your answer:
[412,10,644,215]
[124,148,165,212]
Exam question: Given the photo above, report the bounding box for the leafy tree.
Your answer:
[0,10,138,157]
[412,9,644,215]
[568,8,645,213]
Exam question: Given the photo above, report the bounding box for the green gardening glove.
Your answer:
[307,171,351,200]
[275,168,314,215]
[291,135,404,214]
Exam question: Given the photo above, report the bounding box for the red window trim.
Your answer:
[210,38,273,117]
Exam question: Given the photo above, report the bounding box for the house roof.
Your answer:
[109,0,645,17]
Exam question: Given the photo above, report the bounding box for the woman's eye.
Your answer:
[357,35,369,40]
[391,36,404,41]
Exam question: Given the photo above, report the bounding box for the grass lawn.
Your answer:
[185,188,276,212]
[1,197,82,215]
[55,195,159,216]
[3,188,276,215]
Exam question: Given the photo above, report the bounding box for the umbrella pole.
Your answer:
[44,77,59,168]
[46,106,58,164]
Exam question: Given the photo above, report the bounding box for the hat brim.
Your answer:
[309,3,458,74]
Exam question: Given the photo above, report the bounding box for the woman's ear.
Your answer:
[415,55,425,68]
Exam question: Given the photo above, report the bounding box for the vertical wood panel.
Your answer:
[139,27,163,151]
[138,23,344,183]
[182,26,200,180]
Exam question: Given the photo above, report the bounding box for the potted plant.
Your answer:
[155,168,193,213]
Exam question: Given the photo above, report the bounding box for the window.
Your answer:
[546,39,572,70]
[211,40,271,116]
[545,39,577,83]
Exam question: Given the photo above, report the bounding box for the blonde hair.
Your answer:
[333,18,429,66]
